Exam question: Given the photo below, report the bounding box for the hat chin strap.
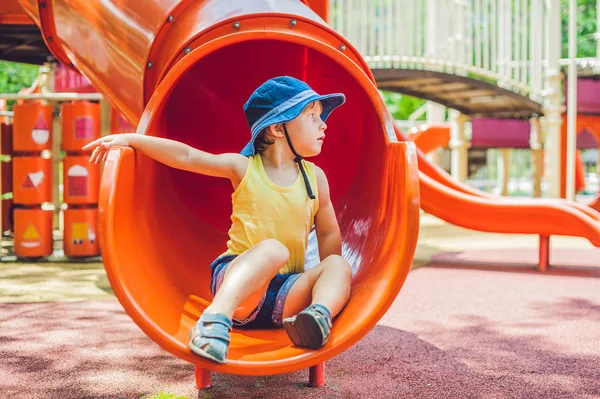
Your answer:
[283,124,316,200]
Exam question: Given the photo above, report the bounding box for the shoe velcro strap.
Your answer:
[315,314,332,330]
[199,324,231,342]
[200,312,233,330]
[307,304,332,328]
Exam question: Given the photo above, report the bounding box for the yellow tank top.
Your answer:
[220,154,319,274]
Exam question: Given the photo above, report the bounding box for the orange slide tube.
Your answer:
[20,0,420,375]
[399,124,600,243]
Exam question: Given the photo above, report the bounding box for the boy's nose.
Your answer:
[320,120,327,130]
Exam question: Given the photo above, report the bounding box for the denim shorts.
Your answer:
[210,254,302,329]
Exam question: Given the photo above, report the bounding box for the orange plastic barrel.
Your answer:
[63,208,99,257]
[12,103,52,152]
[61,102,101,152]
[14,208,53,257]
[12,156,52,204]
[62,156,100,204]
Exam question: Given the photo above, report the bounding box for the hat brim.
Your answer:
[240,92,346,157]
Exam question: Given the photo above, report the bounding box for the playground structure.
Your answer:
[2,0,422,388]
[405,78,600,206]
[0,80,130,260]
[0,0,599,391]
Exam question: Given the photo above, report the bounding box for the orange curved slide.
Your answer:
[406,123,600,221]
[21,0,420,377]
[407,123,451,154]
[591,197,600,213]
[399,124,600,242]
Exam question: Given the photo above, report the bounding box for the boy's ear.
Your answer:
[266,123,285,138]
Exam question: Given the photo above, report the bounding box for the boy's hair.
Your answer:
[253,128,275,154]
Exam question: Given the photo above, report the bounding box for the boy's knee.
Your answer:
[258,239,290,264]
[326,255,352,279]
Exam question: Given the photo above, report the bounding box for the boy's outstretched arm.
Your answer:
[314,166,342,260]
[82,133,248,185]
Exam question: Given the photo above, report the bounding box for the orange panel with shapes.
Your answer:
[12,103,52,152]
[62,102,101,152]
[12,156,52,204]
[63,208,99,257]
[62,156,100,204]
[14,208,53,257]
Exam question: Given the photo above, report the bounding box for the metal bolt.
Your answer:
[147,62,153,68]
[47,36,53,42]
[40,3,46,9]
[340,44,346,51]
[167,15,174,22]
[290,19,297,27]
[184,47,191,54]
[233,21,240,29]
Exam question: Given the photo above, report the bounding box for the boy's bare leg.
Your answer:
[282,254,352,319]
[204,239,289,320]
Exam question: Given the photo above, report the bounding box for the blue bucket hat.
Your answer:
[241,76,346,156]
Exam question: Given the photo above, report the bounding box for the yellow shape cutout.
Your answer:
[72,223,88,240]
[23,223,40,240]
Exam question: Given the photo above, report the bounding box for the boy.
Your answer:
[83,76,352,364]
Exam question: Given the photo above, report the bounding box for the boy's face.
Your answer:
[284,100,327,157]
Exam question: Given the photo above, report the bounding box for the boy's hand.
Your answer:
[82,133,132,164]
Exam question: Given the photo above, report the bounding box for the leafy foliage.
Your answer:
[380,91,427,121]
[561,0,598,58]
[0,61,39,110]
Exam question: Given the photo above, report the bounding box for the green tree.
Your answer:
[561,0,598,58]
[380,91,427,121]
[0,61,39,110]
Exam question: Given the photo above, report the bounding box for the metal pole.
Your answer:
[542,0,563,198]
[530,117,543,197]
[0,93,104,101]
[566,0,578,201]
[597,0,600,59]
[427,102,446,166]
[498,148,510,196]
[449,110,469,182]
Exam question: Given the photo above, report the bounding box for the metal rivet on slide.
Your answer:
[290,19,297,27]
[184,47,191,54]
[340,44,346,51]
[233,21,240,29]
[147,62,153,68]
[167,15,174,22]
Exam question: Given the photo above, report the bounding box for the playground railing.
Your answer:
[330,0,558,104]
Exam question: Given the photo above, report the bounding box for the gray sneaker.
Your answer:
[283,304,332,349]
